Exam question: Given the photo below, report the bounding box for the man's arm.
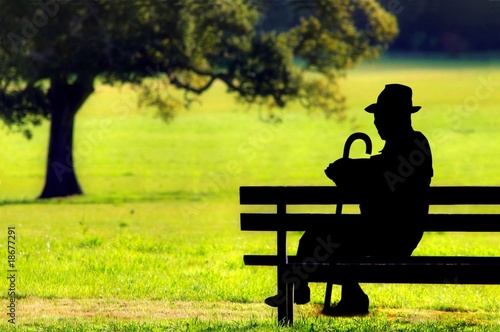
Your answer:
[325,158,373,189]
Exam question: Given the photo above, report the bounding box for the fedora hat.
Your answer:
[365,84,421,114]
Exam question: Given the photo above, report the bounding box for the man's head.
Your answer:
[365,84,421,140]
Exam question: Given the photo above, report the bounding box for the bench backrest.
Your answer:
[240,186,500,232]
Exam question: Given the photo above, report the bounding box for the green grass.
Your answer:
[1,56,500,330]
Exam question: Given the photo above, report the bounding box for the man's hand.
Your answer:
[324,158,348,183]
[326,157,372,188]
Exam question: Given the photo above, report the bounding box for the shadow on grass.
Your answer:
[0,190,207,206]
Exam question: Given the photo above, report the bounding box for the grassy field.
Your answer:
[1,56,500,331]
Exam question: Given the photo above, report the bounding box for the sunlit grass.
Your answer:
[0,57,499,329]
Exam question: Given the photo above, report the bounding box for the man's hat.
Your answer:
[364,84,421,114]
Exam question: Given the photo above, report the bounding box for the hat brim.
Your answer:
[364,104,422,113]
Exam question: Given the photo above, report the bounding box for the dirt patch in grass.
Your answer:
[10,298,271,323]
[5,297,500,327]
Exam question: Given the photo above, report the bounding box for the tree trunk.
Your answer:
[39,76,94,199]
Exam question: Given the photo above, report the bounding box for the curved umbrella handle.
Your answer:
[342,132,372,159]
[336,132,372,215]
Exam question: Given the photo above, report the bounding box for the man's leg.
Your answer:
[322,234,371,316]
[264,231,325,307]
[322,282,369,316]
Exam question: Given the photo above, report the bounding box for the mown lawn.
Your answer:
[0,56,499,331]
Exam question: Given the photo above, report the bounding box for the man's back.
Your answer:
[364,130,433,217]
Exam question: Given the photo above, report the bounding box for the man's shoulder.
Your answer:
[411,130,430,144]
[411,131,432,154]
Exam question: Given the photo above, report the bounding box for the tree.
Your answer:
[0,0,398,198]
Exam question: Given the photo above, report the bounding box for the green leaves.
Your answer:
[279,0,398,117]
[0,82,49,138]
[0,0,398,131]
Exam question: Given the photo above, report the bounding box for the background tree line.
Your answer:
[258,0,500,56]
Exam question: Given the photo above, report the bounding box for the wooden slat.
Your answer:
[241,213,500,232]
[241,213,358,231]
[240,186,500,205]
[305,264,500,284]
[243,255,500,284]
[430,186,500,204]
[240,186,355,205]
[244,255,500,266]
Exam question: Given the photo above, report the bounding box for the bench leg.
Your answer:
[277,268,294,325]
[287,281,294,324]
[323,282,333,310]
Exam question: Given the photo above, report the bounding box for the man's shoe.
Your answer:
[322,294,369,317]
[264,286,311,307]
[264,294,282,307]
[294,286,311,305]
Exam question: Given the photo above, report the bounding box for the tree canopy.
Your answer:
[0,0,398,198]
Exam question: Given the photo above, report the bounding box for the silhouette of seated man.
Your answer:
[265,84,433,316]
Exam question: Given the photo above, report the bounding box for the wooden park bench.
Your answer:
[240,186,500,325]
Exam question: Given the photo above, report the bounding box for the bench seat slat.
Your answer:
[240,186,500,205]
[244,255,500,266]
[306,264,500,284]
[241,213,500,232]
[243,255,500,284]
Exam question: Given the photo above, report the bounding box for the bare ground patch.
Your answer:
[7,298,270,324]
[2,297,499,328]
